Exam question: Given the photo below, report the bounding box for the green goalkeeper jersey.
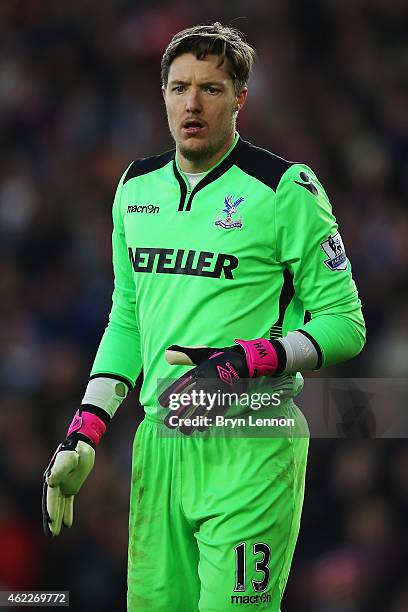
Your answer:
[90,133,365,416]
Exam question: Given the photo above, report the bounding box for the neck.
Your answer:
[177,129,236,173]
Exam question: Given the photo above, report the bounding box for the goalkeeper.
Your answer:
[43,22,365,612]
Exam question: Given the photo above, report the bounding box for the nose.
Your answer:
[185,87,202,114]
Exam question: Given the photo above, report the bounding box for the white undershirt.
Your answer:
[183,171,206,190]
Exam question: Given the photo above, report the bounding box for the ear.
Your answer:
[235,87,248,112]
[162,86,167,102]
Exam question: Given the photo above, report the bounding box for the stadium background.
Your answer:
[0,1,407,610]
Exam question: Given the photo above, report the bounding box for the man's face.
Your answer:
[163,53,247,169]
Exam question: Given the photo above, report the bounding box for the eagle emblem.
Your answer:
[215,195,245,229]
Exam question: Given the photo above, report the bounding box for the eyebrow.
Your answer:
[168,79,225,87]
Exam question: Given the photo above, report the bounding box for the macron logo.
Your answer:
[127,204,160,214]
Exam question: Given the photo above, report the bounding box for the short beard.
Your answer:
[169,111,237,167]
[178,140,219,163]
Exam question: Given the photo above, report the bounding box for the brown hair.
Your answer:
[161,22,255,94]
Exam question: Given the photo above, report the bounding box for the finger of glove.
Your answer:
[42,479,54,537]
[46,485,64,536]
[43,443,62,481]
[163,380,199,429]
[169,375,219,435]
[187,401,214,434]
[178,396,209,435]
[47,450,79,487]
[62,495,74,528]
[165,345,209,365]
[192,380,237,433]
[159,371,198,408]
[178,395,224,434]
[166,345,223,366]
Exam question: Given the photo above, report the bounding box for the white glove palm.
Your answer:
[43,406,109,536]
[43,437,95,536]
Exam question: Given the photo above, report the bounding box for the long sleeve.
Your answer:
[275,163,366,368]
[90,166,142,387]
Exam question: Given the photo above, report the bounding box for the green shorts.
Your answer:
[127,402,309,611]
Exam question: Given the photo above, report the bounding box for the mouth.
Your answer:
[181,119,207,136]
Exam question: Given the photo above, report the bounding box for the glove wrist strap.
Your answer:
[66,409,107,446]
[235,338,279,377]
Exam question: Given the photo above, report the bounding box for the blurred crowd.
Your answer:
[0,1,407,610]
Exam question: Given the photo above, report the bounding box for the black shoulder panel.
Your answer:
[234,139,295,192]
[123,149,175,184]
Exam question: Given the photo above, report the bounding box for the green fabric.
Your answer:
[90,138,365,416]
[90,164,142,388]
[127,409,309,611]
[274,164,366,365]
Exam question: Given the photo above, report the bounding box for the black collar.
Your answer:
[173,136,245,212]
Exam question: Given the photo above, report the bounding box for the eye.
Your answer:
[172,85,186,94]
[205,86,220,95]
